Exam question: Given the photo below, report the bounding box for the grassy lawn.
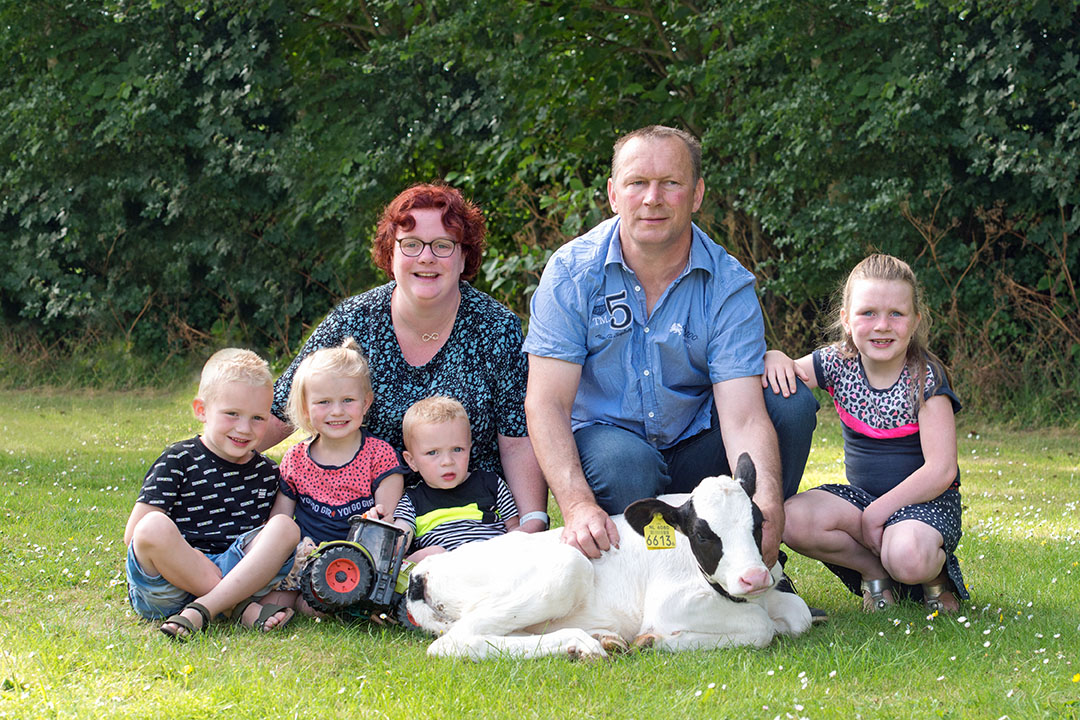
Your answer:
[0,389,1077,719]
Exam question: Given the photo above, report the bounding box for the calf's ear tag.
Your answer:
[644,512,676,550]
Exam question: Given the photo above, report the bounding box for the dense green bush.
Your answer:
[2,0,1077,421]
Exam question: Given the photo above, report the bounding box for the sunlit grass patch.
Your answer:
[1,391,1078,719]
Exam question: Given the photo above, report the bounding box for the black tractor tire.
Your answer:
[304,546,373,611]
[299,569,337,616]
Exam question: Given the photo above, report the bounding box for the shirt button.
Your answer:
[644,327,650,333]
[643,370,650,376]
[635,285,641,292]
[648,412,655,418]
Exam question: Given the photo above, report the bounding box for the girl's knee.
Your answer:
[882,526,943,584]
[783,491,824,527]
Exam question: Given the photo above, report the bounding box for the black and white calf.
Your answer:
[405,454,812,659]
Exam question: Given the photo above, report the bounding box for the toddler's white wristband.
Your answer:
[519,511,550,528]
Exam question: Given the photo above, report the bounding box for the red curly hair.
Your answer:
[371,183,487,282]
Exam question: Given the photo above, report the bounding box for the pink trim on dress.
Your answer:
[830,395,920,439]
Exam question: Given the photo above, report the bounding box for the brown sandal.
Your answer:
[233,597,294,632]
[160,601,211,641]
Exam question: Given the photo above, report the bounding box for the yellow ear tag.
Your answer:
[643,512,676,550]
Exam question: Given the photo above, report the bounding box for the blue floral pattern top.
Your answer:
[272,281,529,478]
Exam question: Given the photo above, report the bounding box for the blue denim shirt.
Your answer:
[524,217,766,449]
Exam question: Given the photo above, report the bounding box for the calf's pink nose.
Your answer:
[739,567,772,593]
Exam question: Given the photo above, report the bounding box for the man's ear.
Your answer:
[624,498,686,537]
[692,176,705,212]
[192,398,207,423]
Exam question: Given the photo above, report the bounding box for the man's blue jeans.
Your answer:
[574,381,819,514]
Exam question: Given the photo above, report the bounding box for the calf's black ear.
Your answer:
[407,572,426,602]
[734,453,756,498]
[625,498,685,537]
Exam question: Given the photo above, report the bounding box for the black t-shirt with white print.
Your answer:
[136,436,279,554]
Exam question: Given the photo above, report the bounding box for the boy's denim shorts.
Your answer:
[126,525,294,620]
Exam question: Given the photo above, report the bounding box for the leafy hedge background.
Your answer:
[2,0,1077,423]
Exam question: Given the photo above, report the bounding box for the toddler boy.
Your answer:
[123,348,300,640]
[394,396,519,562]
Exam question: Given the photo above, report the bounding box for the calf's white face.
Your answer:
[624,453,773,597]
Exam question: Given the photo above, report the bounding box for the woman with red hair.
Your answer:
[261,184,549,533]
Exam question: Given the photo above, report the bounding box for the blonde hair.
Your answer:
[285,338,372,436]
[401,396,470,451]
[831,253,947,409]
[197,348,272,404]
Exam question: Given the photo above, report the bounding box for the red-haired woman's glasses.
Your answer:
[397,238,458,258]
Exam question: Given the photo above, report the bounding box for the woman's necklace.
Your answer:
[394,291,461,346]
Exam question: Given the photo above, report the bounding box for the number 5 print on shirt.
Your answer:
[604,290,632,330]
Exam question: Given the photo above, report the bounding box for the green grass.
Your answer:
[0,339,203,394]
[1,389,1078,719]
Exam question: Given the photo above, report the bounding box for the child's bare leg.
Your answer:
[147,514,299,633]
[880,521,957,610]
[783,490,888,580]
[267,589,326,618]
[130,512,224,593]
[261,589,297,609]
[129,512,227,635]
[295,594,327,618]
[133,514,299,635]
[879,520,945,583]
[217,515,301,631]
[406,546,446,563]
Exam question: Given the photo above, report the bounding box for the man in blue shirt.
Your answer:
[523,126,817,566]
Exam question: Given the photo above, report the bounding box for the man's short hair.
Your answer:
[611,125,702,183]
[197,348,272,403]
[402,396,471,450]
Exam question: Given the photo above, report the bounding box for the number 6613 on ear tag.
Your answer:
[643,512,676,550]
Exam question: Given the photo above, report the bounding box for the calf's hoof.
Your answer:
[632,632,660,650]
[559,629,607,660]
[593,633,630,655]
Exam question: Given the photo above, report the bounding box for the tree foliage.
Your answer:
[2,0,1077,419]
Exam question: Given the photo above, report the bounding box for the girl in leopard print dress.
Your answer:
[763,254,967,614]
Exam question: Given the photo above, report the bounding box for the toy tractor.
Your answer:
[299,515,419,628]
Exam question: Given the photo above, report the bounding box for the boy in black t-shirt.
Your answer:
[123,349,300,640]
